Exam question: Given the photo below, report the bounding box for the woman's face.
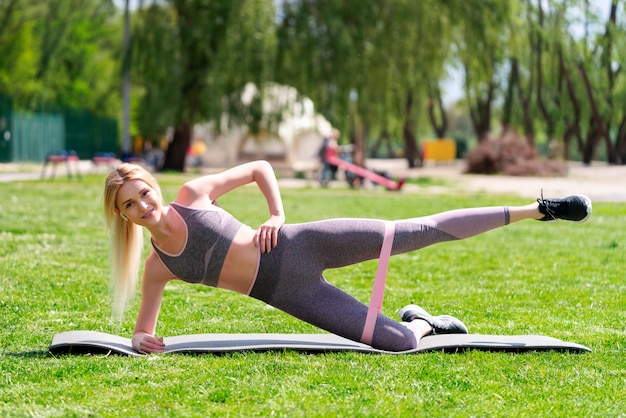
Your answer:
[116,179,162,225]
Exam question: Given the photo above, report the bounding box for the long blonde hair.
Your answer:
[103,163,162,319]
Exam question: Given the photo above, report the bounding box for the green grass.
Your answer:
[1,173,624,417]
[404,175,452,188]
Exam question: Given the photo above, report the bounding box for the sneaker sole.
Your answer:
[543,194,592,223]
[571,194,592,223]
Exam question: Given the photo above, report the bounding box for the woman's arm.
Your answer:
[131,253,170,353]
[178,160,285,253]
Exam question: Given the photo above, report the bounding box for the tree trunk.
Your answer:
[464,60,494,143]
[560,51,585,162]
[534,0,555,143]
[427,83,447,138]
[500,58,515,133]
[511,58,535,146]
[577,61,615,164]
[472,95,492,142]
[582,127,601,165]
[403,89,421,168]
[616,116,626,164]
[162,122,192,172]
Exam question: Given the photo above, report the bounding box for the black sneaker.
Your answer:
[398,305,468,335]
[537,193,592,222]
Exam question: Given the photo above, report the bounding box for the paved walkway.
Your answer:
[377,160,626,202]
[1,159,624,202]
[0,172,41,182]
[286,159,626,202]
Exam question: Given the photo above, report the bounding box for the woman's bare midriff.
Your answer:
[216,226,259,294]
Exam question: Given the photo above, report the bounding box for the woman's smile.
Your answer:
[142,207,154,219]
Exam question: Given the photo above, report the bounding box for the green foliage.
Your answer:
[0,14,42,105]
[131,0,277,136]
[0,175,624,417]
[131,3,181,137]
[0,0,120,116]
[2,1,626,164]
[276,1,445,136]
[215,0,278,133]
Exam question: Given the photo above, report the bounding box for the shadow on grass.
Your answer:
[3,350,52,358]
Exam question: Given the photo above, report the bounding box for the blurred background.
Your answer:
[0,0,623,176]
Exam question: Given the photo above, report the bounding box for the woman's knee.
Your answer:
[372,323,418,352]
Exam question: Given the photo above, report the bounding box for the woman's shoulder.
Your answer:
[174,181,200,203]
[173,181,214,208]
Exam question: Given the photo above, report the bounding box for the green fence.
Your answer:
[0,93,12,162]
[64,109,119,160]
[12,112,65,162]
[0,93,119,163]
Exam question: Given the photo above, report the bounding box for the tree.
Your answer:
[0,0,120,116]
[276,0,377,163]
[520,0,626,164]
[494,0,626,166]
[132,0,276,171]
[451,0,513,142]
[0,1,41,107]
[365,0,451,167]
[35,0,119,114]
[276,0,452,168]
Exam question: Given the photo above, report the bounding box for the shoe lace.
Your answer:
[537,189,557,220]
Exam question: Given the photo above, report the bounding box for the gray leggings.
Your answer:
[249,206,510,351]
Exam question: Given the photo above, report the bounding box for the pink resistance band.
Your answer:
[360,221,395,346]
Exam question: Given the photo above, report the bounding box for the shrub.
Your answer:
[465,130,567,176]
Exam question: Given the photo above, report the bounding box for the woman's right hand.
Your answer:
[132,332,166,354]
[254,214,285,253]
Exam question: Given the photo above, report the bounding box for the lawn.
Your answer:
[0,171,624,417]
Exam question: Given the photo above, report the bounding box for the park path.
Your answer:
[1,159,624,202]
[400,161,625,202]
[297,159,626,202]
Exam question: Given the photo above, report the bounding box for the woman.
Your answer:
[103,160,591,354]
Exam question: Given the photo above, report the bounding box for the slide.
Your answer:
[325,148,405,191]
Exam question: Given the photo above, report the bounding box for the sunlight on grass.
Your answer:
[1,173,624,417]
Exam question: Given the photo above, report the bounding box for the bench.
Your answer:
[41,150,81,180]
[92,152,118,172]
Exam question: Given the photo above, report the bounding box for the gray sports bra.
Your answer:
[151,202,243,286]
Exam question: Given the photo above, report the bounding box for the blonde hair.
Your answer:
[103,163,162,319]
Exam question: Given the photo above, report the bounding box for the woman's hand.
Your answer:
[254,214,285,253]
[132,332,165,354]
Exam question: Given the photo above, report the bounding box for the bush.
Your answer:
[465,130,567,176]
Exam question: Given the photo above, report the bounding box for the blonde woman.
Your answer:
[103,160,591,354]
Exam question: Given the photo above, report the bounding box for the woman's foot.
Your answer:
[398,305,468,335]
[537,194,592,222]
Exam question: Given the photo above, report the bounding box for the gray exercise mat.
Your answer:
[48,331,591,356]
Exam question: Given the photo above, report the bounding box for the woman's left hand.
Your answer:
[254,214,284,253]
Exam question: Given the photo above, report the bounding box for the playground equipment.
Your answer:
[325,146,405,191]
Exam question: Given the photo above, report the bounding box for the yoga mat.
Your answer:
[49,331,591,356]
